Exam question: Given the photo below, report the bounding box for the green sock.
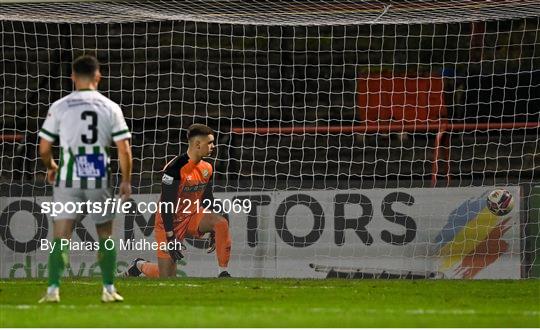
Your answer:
[48,238,68,287]
[98,238,117,285]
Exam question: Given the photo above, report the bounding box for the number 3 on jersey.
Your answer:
[81,110,98,144]
[77,110,105,178]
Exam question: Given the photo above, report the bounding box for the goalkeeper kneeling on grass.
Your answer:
[123,124,232,278]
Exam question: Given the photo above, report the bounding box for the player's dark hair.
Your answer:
[72,55,100,78]
[187,124,213,140]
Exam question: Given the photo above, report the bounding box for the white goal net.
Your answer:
[1,0,539,279]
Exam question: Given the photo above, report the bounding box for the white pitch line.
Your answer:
[360,308,540,316]
[1,304,136,310]
[2,304,538,317]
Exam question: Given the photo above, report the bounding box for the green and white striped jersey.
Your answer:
[38,90,131,189]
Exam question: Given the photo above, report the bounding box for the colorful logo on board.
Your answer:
[433,192,512,279]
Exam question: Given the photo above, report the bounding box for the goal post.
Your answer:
[0,0,539,279]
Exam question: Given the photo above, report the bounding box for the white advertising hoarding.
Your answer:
[0,187,521,279]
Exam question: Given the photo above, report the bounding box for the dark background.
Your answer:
[1,16,539,194]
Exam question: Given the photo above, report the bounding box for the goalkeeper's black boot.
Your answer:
[122,258,146,277]
[218,271,231,278]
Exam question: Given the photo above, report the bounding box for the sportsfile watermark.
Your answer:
[40,198,252,217]
[39,238,182,252]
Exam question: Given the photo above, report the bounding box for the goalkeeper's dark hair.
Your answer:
[72,55,100,78]
[187,124,214,140]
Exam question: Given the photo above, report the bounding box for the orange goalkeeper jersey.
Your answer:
[160,153,214,225]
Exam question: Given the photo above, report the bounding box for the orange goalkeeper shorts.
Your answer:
[154,210,205,260]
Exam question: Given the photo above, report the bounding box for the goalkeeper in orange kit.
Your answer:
[123,124,232,278]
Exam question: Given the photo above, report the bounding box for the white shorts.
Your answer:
[52,187,115,224]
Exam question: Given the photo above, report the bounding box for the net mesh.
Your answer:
[1,0,539,24]
[1,0,539,279]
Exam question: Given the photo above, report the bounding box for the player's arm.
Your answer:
[38,105,59,184]
[202,174,215,207]
[161,158,181,235]
[202,173,220,254]
[111,103,132,199]
[160,157,184,260]
[115,138,132,200]
[39,138,58,185]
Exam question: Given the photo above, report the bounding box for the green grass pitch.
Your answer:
[1,278,539,327]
